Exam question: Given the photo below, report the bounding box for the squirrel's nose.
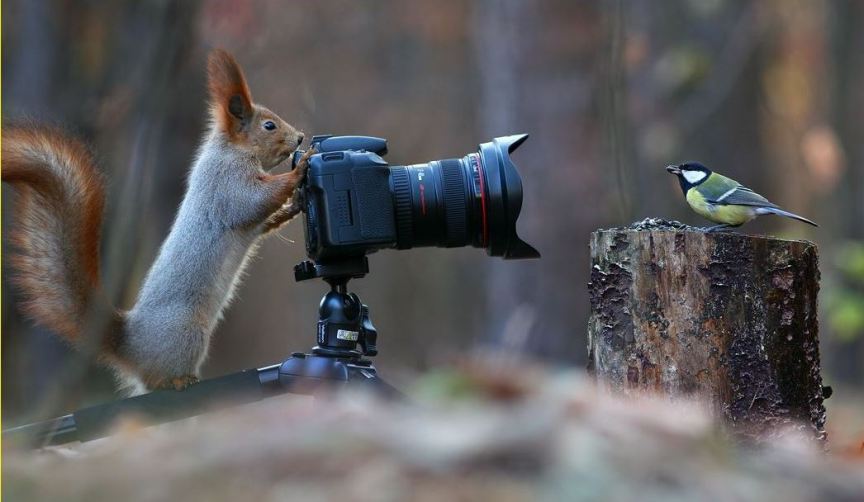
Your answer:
[297,133,305,145]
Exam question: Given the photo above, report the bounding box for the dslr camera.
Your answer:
[291,134,540,263]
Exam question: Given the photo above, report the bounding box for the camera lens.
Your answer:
[389,134,540,259]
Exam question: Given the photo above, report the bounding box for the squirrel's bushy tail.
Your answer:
[2,124,120,348]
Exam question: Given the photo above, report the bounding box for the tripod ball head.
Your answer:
[313,283,377,358]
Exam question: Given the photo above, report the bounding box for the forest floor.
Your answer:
[5,363,864,501]
[824,384,864,458]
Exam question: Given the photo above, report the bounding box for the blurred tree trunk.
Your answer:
[474,0,534,352]
[759,1,824,231]
[2,0,202,421]
[825,0,864,384]
[2,0,68,424]
[473,1,604,361]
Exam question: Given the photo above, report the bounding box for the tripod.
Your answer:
[3,256,399,447]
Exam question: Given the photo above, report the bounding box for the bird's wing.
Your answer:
[709,185,777,207]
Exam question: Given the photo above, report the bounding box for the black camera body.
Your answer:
[296,136,395,261]
[293,134,539,263]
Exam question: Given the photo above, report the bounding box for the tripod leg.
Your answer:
[347,368,404,400]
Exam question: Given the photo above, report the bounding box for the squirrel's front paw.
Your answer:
[263,200,303,234]
[153,375,200,391]
[295,147,315,174]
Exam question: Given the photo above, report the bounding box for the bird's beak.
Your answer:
[666,165,681,175]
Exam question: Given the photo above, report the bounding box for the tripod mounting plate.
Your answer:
[294,256,369,282]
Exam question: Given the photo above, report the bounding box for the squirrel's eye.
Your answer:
[263,121,276,131]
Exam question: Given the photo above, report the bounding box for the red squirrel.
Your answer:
[2,49,313,393]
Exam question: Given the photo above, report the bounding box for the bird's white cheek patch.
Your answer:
[683,171,707,184]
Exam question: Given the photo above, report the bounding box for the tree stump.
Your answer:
[587,219,826,441]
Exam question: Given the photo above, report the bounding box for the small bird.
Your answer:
[666,162,817,231]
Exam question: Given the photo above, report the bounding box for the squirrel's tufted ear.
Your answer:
[207,49,253,133]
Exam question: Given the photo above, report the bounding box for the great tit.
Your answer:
[666,162,817,231]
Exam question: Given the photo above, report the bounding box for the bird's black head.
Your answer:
[666,162,713,193]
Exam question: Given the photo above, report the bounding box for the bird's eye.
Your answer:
[263,121,276,131]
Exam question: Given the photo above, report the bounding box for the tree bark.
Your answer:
[587,219,826,442]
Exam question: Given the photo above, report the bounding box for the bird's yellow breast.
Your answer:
[685,188,754,225]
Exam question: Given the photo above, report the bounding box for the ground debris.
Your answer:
[4,369,863,502]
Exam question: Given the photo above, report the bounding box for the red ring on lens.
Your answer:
[472,154,489,247]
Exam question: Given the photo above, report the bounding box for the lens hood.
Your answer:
[478,134,541,259]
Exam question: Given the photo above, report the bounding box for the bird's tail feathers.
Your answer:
[756,206,818,227]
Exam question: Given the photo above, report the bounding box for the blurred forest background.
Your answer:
[2,0,863,428]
